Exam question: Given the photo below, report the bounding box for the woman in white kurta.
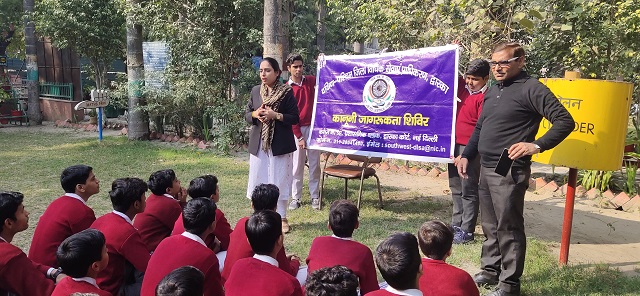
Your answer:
[245,57,299,232]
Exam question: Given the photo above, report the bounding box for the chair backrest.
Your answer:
[346,154,382,166]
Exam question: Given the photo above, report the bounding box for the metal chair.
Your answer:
[319,154,383,209]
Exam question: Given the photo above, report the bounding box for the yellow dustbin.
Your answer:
[533,78,634,171]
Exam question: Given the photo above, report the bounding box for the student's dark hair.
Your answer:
[305,265,359,296]
[0,191,23,231]
[155,266,205,296]
[109,178,148,213]
[329,200,359,238]
[183,197,217,235]
[60,165,93,193]
[148,169,177,195]
[417,220,453,260]
[246,210,282,255]
[493,42,525,59]
[187,175,218,199]
[375,232,422,290]
[465,59,490,78]
[56,229,106,278]
[251,183,279,212]
[261,57,282,77]
[286,53,304,66]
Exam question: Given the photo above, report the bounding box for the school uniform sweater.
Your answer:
[171,208,232,251]
[92,212,150,295]
[221,216,299,283]
[140,234,223,296]
[133,193,182,252]
[28,194,96,267]
[52,277,113,296]
[289,75,316,139]
[455,81,485,146]
[418,258,479,296]
[306,236,379,294]
[225,256,302,296]
[0,240,54,296]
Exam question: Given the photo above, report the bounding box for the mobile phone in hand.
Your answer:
[494,148,514,177]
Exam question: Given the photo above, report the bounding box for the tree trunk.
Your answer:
[126,0,149,140]
[282,0,291,63]
[23,0,42,124]
[316,0,327,52]
[264,0,284,67]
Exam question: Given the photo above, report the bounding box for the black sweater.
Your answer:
[462,71,574,168]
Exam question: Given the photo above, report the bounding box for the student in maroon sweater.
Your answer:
[225,210,302,296]
[134,169,186,252]
[155,266,204,296]
[417,221,479,296]
[366,232,423,296]
[305,265,359,296]
[306,200,379,294]
[221,184,300,283]
[29,165,100,267]
[0,191,63,296]
[53,228,112,296]
[92,178,151,296]
[142,197,223,296]
[286,53,321,211]
[171,175,232,260]
[448,59,489,245]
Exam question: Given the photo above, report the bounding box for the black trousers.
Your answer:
[448,144,480,233]
[478,165,530,294]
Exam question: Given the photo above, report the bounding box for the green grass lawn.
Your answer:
[1,128,639,295]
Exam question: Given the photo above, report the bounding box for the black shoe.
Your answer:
[486,288,520,296]
[473,272,498,287]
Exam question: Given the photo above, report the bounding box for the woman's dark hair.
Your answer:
[261,57,282,77]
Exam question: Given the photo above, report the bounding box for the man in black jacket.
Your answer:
[457,42,574,296]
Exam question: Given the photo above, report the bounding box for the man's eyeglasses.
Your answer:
[488,56,520,67]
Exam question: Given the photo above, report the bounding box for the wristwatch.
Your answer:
[51,268,63,283]
[533,143,541,152]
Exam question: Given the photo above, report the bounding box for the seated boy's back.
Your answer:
[417,221,478,296]
[306,200,378,294]
[141,198,223,296]
[172,208,231,250]
[171,175,232,251]
[53,229,112,296]
[29,165,99,267]
[221,216,298,281]
[133,169,185,252]
[92,178,151,295]
[224,210,302,296]
[221,184,300,282]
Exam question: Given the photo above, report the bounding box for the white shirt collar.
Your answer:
[253,254,279,267]
[386,286,423,296]
[331,235,353,241]
[466,84,488,95]
[72,277,99,288]
[112,211,133,225]
[181,232,207,247]
[288,76,305,86]
[163,193,177,200]
[64,193,87,205]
